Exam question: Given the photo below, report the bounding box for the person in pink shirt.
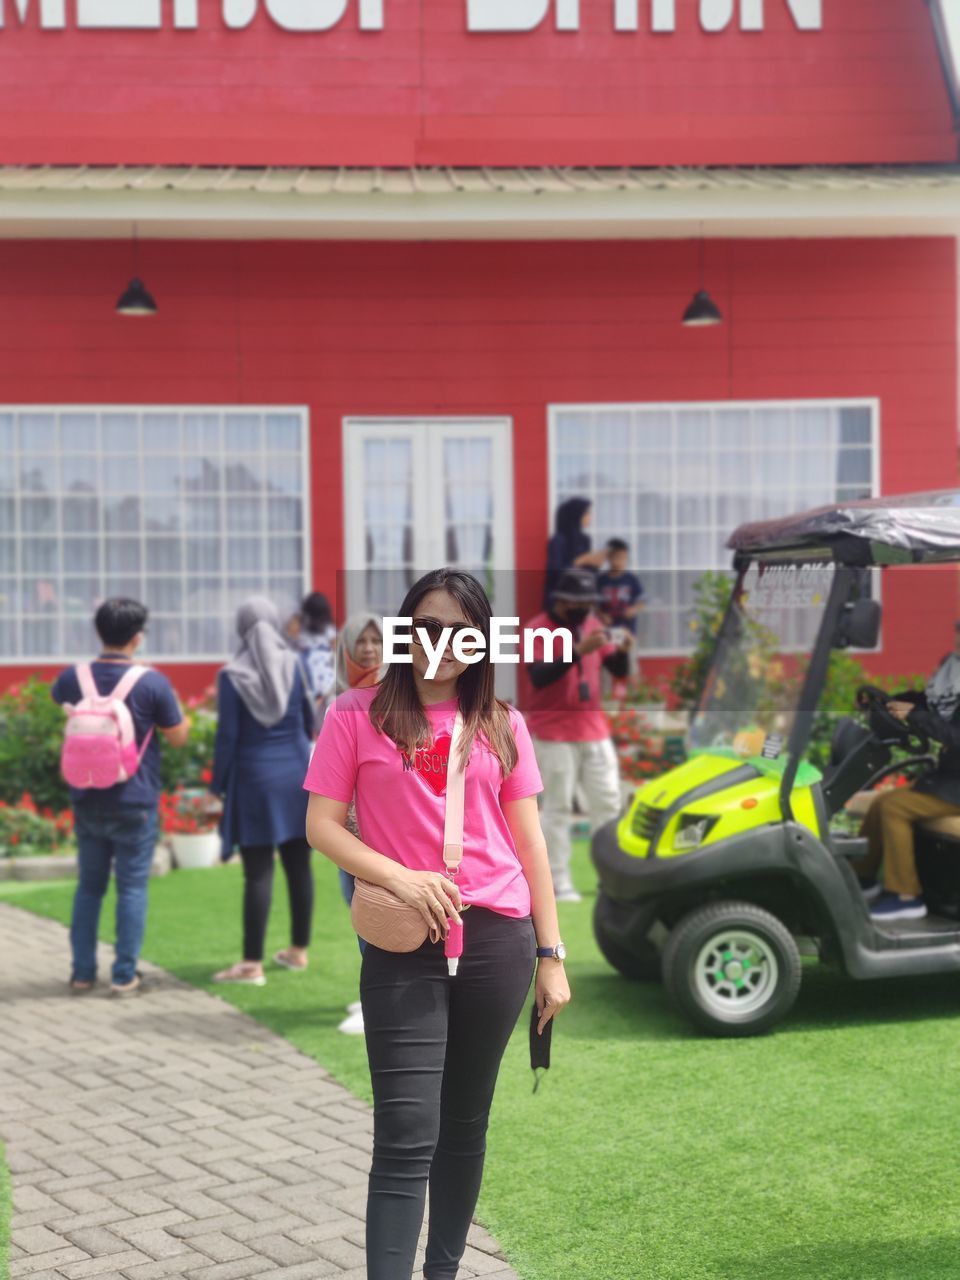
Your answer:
[520,568,633,902]
[304,568,570,1280]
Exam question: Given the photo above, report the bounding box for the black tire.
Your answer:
[593,896,662,982]
[662,900,801,1037]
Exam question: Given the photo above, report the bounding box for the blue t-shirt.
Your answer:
[51,661,184,810]
[597,571,644,632]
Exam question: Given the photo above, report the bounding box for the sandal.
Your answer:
[69,979,95,995]
[110,972,143,998]
[212,962,266,987]
[273,949,308,971]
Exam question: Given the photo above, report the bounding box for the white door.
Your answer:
[343,416,516,689]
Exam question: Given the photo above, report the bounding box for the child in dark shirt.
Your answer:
[597,539,644,635]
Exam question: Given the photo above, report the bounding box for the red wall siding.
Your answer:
[0,0,954,166]
[0,234,955,696]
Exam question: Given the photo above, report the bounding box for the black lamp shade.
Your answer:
[682,289,722,327]
[116,277,158,316]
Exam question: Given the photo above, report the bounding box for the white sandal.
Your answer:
[212,963,266,986]
[273,950,308,971]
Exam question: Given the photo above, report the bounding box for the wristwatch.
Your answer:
[536,942,567,962]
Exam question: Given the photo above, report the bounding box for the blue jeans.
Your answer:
[71,804,158,985]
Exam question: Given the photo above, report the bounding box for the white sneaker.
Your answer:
[338,1009,365,1035]
[346,1000,362,1015]
[554,887,582,904]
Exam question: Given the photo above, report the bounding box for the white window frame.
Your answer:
[547,397,881,657]
[343,415,515,591]
[0,403,313,665]
[343,415,517,694]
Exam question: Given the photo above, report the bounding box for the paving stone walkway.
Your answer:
[0,902,519,1280]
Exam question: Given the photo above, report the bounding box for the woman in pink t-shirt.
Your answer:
[305,568,570,1280]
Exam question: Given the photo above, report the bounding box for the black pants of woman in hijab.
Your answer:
[360,906,536,1280]
[239,838,313,961]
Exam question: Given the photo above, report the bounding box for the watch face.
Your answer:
[556,942,567,961]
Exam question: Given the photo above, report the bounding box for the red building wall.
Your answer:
[0,0,954,166]
[0,233,955,695]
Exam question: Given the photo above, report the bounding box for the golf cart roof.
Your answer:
[727,490,960,566]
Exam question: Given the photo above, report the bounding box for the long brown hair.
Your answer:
[369,569,519,776]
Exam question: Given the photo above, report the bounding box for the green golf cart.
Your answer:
[592,489,960,1036]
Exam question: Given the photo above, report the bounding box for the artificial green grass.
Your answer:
[5,848,960,1280]
[0,1144,9,1280]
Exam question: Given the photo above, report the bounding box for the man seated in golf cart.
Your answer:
[852,621,960,922]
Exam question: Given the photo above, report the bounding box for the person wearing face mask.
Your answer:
[521,568,632,902]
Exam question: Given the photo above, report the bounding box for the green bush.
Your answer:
[159,702,218,792]
[0,676,219,809]
[0,797,74,858]
[0,678,70,811]
[669,571,735,711]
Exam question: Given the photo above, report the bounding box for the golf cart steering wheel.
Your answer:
[856,685,929,753]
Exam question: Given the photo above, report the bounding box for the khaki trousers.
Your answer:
[854,787,960,897]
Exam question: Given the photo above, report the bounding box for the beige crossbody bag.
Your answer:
[350,710,467,951]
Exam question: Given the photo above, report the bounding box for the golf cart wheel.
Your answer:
[593,896,662,982]
[662,901,801,1037]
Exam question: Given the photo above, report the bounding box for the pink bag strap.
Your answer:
[111,664,149,703]
[75,663,97,702]
[112,665,155,762]
[443,710,466,877]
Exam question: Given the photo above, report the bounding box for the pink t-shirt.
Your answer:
[519,611,616,742]
[303,685,543,919]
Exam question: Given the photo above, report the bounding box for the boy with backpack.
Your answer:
[52,598,189,996]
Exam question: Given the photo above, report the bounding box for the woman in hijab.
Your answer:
[210,597,316,986]
[288,591,337,731]
[543,496,607,608]
[333,612,384,1035]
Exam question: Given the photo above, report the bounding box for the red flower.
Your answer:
[200,767,213,785]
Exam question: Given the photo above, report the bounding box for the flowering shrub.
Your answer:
[0,793,74,858]
[618,673,671,707]
[608,706,686,786]
[0,679,71,811]
[0,677,221,811]
[159,789,219,835]
[160,687,218,793]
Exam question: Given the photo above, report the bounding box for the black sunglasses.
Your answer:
[411,616,482,650]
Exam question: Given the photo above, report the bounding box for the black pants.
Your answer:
[361,907,536,1280]
[239,838,313,962]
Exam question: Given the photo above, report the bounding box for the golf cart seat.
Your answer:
[821,717,891,819]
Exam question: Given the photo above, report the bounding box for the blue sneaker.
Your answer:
[869,893,927,922]
[857,877,882,903]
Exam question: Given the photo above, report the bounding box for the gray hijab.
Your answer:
[224,597,299,728]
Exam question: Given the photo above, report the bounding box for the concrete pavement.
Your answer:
[0,902,519,1280]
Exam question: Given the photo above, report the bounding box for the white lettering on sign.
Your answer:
[468,0,821,31]
[77,0,159,27]
[265,0,348,31]
[0,0,65,27]
[467,0,550,32]
[175,0,198,27]
[0,0,821,32]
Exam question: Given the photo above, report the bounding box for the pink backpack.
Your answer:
[60,664,154,790]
